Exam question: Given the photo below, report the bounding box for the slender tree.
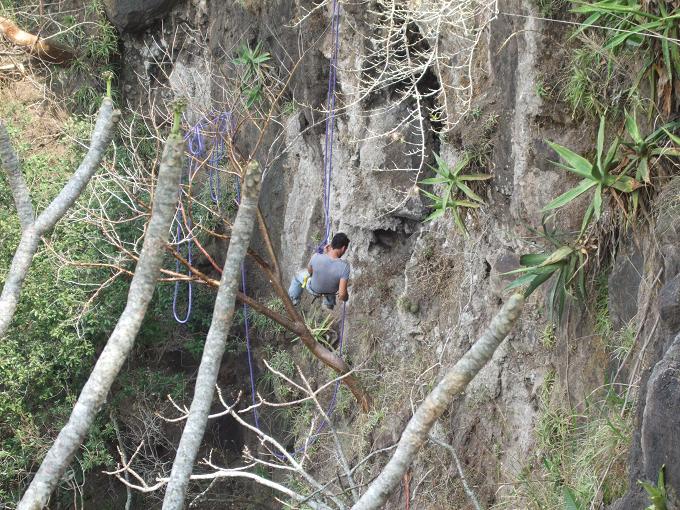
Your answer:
[17,102,186,510]
[161,160,264,508]
[0,91,119,339]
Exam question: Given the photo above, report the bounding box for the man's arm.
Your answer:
[307,254,315,275]
[338,278,349,302]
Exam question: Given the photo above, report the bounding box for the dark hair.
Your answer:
[331,232,350,249]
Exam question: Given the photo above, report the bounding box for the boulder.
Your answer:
[103,0,179,33]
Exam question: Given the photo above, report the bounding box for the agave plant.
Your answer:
[621,112,680,214]
[420,152,492,234]
[544,116,640,236]
[505,244,586,320]
[622,112,680,183]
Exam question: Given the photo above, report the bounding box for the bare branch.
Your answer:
[0,120,34,228]
[352,294,524,510]
[0,15,74,63]
[0,97,120,339]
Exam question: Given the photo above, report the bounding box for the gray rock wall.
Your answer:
[108,0,680,507]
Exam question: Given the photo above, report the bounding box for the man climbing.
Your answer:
[288,233,350,310]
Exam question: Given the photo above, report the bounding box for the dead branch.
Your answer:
[0,16,74,63]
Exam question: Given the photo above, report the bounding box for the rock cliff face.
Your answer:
[109,0,680,507]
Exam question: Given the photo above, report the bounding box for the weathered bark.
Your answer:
[161,161,263,509]
[0,121,34,228]
[0,16,74,63]
[0,98,119,339]
[352,294,525,510]
[17,128,184,510]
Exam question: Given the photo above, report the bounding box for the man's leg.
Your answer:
[322,294,336,310]
[288,271,309,305]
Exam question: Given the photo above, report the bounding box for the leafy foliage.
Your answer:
[505,227,587,319]
[420,152,491,233]
[544,115,640,236]
[571,0,680,114]
[233,42,271,108]
[639,465,668,510]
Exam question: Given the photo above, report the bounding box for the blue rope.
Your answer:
[236,0,345,458]
[317,0,341,253]
[172,113,233,324]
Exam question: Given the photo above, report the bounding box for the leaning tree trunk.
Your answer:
[161,161,263,509]
[351,294,525,510]
[17,123,184,510]
[0,98,119,339]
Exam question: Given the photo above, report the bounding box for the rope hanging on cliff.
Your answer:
[240,0,347,457]
[172,113,233,324]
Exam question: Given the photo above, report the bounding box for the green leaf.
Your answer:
[606,174,639,193]
[452,207,468,235]
[524,271,555,297]
[420,188,442,201]
[459,173,493,181]
[420,177,449,185]
[451,199,481,209]
[505,272,542,290]
[603,136,620,171]
[543,179,597,212]
[605,21,660,51]
[625,111,643,145]
[638,156,649,183]
[502,263,561,276]
[563,487,580,510]
[425,207,446,222]
[520,253,551,266]
[580,202,595,237]
[593,184,603,220]
[662,26,673,82]
[547,141,594,178]
[457,182,485,203]
[596,116,605,179]
[451,155,472,176]
[663,128,680,146]
[541,246,574,266]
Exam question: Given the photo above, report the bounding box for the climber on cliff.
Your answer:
[288,233,350,310]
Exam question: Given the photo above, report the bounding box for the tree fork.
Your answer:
[17,110,185,510]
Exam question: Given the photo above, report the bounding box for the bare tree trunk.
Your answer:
[17,126,184,510]
[0,98,119,339]
[351,294,524,510]
[0,121,34,228]
[161,161,263,509]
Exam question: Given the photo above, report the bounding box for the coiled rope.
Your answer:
[173,113,234,324]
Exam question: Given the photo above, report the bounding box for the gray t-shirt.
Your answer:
[308,253,350,294]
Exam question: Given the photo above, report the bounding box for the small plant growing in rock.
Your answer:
[233,41,271,108]
[420,152,491,233]
[504,224,590,319]
[544,116,641,237]
[639,465,668,510]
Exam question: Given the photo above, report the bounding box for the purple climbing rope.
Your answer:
[173,113,233,324]
[317,0,341,253]
[236,0,346,458]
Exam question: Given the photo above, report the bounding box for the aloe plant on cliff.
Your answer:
[420,152,491,234]
[544,116,641,236]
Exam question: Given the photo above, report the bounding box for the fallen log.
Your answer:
[0,16,74,63]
